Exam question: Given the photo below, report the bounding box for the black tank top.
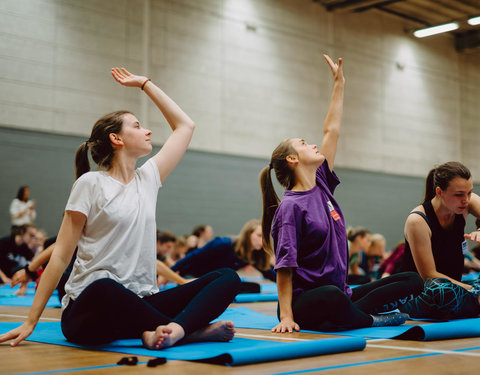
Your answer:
[402,199,465,281]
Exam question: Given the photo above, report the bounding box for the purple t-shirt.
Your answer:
[271,161,351,298]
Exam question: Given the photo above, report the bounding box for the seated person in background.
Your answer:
[347,227,371,285]
[171,236,188,262]
[366,233,387,280]
[31,229,47,256]
[400,162,480,319]
[156,230,176,267]
[0,225,36,281]
[172,219,275,292]
[379,241,406,278]
[186,224,214,252]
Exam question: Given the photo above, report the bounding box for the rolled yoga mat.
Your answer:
[0,322,366,366]
[215,307,480,341]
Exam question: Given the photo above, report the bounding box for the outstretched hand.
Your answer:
[465,231,480,243]
[323,54,345,85]
[0,322,35,347]
[111,67,148,88]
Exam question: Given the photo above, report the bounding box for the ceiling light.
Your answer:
[468,16,480,26]
[413,22,459,38]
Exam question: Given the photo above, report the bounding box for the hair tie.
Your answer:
[141,78,151,90]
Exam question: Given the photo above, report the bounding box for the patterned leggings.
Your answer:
[400,278,480,319]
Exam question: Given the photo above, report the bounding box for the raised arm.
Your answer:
[111,68,195,182]
[0,211,84,346]
[319,55,345,172]
[405,212,471,289]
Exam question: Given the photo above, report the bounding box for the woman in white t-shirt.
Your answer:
[10,186,36,228]
[0,68,241,350]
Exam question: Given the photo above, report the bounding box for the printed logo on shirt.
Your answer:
[327,200,341,221]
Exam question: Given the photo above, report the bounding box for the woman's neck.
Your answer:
[431,197,455,227]
[291,165,317,191]
[107,154,137,184]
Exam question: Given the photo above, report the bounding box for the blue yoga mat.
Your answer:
[0,322,366,366]
[0,284,61,307]
[216,307,480,341]
[234,293,278,303]
[0,295,61,308]
[233,283,278,303]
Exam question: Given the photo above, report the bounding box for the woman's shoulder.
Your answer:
[73,170,103,188]
[406,205,426,222]
[278,195,305,212]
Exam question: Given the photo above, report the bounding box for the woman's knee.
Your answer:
[215,268,241,285]
[297,285,347,308]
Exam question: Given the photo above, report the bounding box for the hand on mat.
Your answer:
[14,281,28,296]
[11,269,28,287]
[111,67,148,89]
[465,230,480,243]
[272,318,300,333]
[323,54,344,85]
[0,321,35,347]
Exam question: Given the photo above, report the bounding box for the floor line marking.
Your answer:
[236,333,309,341]
[0,313,60,321]
[368,343,480,357]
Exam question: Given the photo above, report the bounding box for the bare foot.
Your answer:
[186,320,235,343]
[142,322,185,350]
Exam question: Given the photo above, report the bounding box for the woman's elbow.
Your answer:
[185,120,195,132]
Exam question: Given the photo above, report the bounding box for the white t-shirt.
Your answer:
[10,199,36,226]
[62,158,161,310]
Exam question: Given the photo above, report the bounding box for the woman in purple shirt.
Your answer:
[259,55,423,333]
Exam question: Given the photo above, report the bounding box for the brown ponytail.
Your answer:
[74,142,91,179]
[422,161,471,204]
[259,139,297,255]
[74,110,131,180]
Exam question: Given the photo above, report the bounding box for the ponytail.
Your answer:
[422,168,436,204]
[259,165,281,255]
[422,162,471,204]
[75,142,91,179]
[259,139,298,256]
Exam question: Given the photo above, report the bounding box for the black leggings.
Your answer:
[61,268,240,346]
[290,272,423,331]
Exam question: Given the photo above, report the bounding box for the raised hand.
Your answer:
[111,67,148,88]
[323,54,345,85]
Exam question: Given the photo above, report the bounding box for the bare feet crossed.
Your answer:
[142,322,185,350]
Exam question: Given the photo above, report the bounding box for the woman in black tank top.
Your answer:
[400,161,480,319]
